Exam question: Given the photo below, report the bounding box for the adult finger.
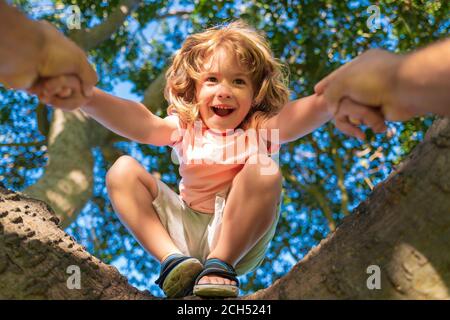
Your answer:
[45,85,85,111]
[339,98,387,133]
[335,116,366,140]
[314,56,357,95]
[314,72,333,94]
[58,87,73,98]
[46,96,84,111]
[63,54,97,97]
[77,58,97,98]
[42,77,65,97]
[43,76,80,96]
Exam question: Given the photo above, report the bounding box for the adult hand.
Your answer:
[333,97,387,140]
[36,21,98,97]
[0,3,97,97]
[315,49,415,122]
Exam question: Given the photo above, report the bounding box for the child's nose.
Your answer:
[216,84,233,99]
[218,92,231,99]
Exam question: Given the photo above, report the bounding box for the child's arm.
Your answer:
[81,88,177,146]
[262,93,386,143]
[31,75,177,146]
[262,94,332,144]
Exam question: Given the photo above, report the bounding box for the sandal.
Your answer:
[193,258,240,298]
[155,253,203,298]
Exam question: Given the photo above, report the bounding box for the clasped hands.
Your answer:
[30,48,409,140]
[316,48,416,139]
[11,20,98,111]
[28,74,89,111]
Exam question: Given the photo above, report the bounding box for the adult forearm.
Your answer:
[81,88,156,143]
[396,38,450,117]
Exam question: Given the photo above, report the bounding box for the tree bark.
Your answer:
[0,185,153,299]
[3,118,449,299]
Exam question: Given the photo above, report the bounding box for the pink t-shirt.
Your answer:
[164,111,280,214]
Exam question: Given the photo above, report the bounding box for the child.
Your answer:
[31,20,386,298]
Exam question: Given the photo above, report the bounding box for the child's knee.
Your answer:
[106,155,139,188]
[245,154,282,190]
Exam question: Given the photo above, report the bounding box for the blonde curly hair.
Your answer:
[164,20,290,131]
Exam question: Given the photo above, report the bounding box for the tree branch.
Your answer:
[70,1,193,51]
[142,66,169,112]
[70,0,142,50]
[309,136,338,230]
[282,171,336,232]
[36,103,50,139]
[308,184,336,232]
[328,128,350,216]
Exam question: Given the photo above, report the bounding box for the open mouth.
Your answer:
[211,106,236,117]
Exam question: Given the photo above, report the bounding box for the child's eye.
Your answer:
[234,79,246,85]
[205,77,218,82]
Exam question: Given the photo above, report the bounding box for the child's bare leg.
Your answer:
[199,154,282,286]
[106,155,182,262]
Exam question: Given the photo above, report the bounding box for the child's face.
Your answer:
[195,47,254,132]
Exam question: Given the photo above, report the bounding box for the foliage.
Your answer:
[0,0,448,296]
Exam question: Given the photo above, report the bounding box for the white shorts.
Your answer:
[151,178,281,275]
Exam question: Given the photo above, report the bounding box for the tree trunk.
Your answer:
[2,118,449,299]
[24,110,111,228]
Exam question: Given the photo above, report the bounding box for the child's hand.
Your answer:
[28,75,89,111]
[332,97,387,140]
